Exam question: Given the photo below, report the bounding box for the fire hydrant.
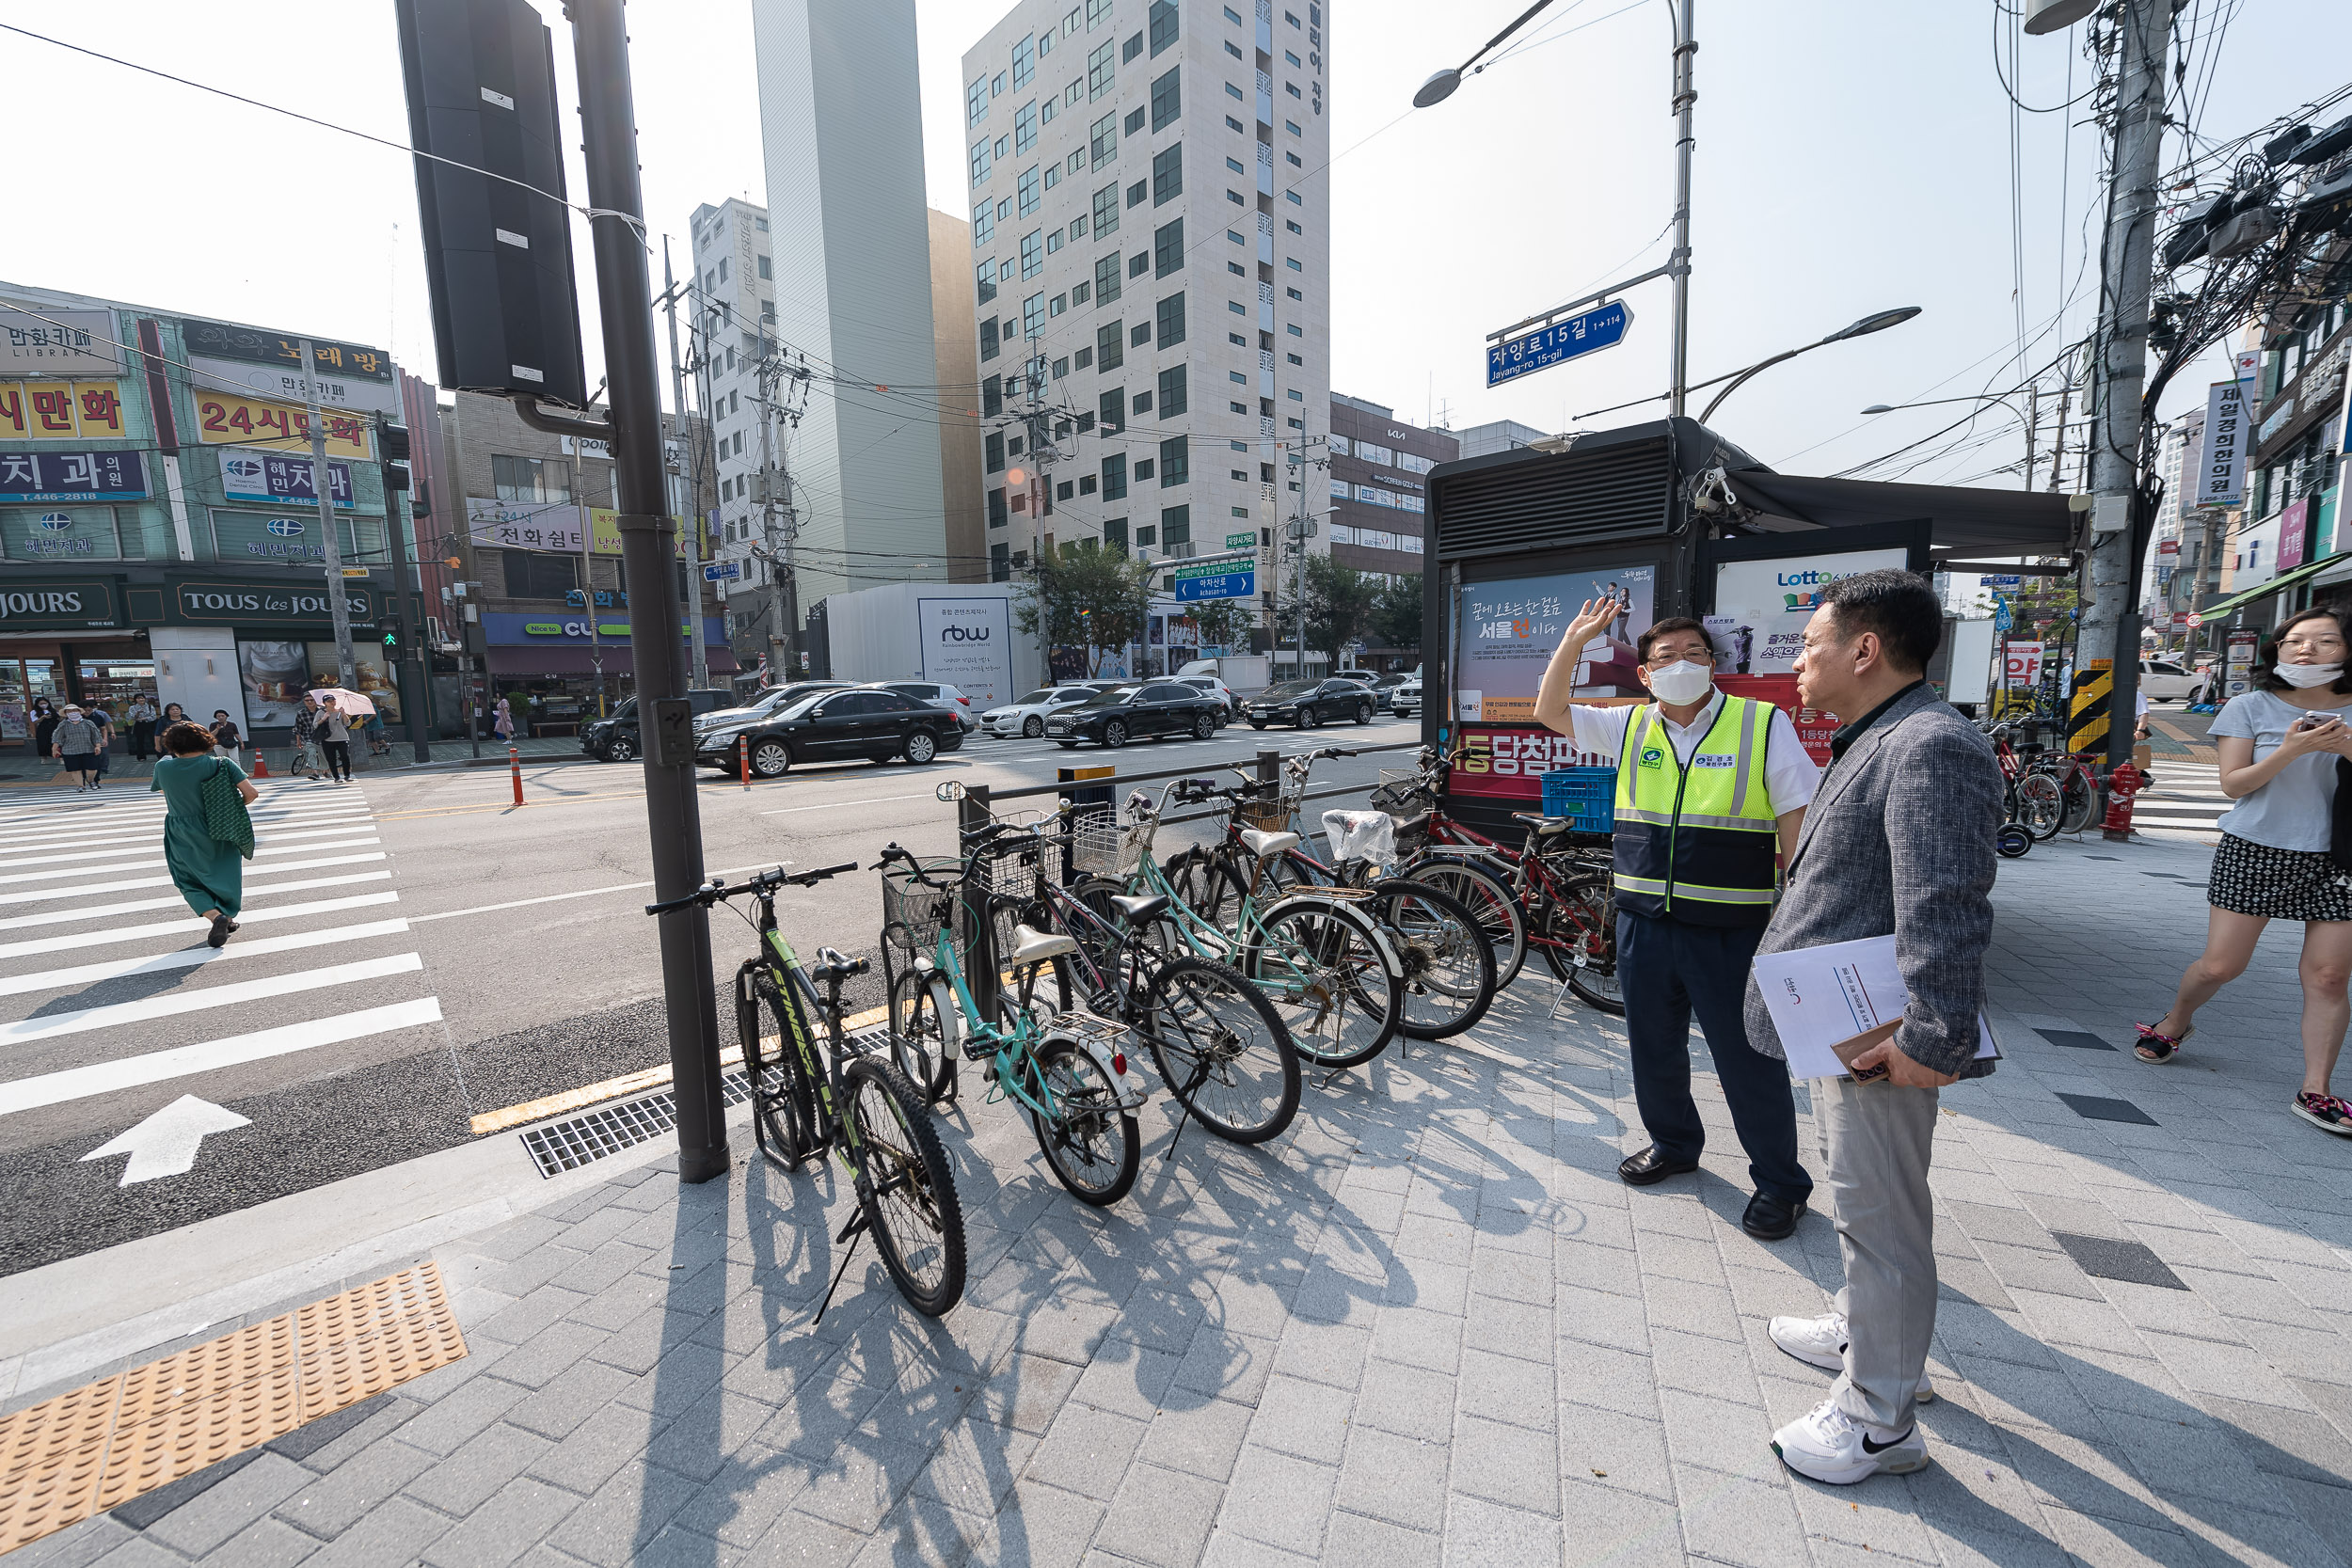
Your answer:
[2101,762,2148,842]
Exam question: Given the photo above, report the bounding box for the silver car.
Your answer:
[978,685,1105,737]
[882,680,978,732]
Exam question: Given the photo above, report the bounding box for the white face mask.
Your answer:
[2275,661,2344,689]
[1645,659,1714,705]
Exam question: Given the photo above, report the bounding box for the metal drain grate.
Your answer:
[517,1028,893,1180]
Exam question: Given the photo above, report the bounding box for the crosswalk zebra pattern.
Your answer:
[0,780,440,1137]
[2128,759,2230,843]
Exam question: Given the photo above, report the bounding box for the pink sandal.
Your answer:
[2133,1020,2191,1064]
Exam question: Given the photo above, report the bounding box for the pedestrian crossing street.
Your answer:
[0,780,441,1140]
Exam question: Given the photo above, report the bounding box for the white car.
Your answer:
[1175,674,1238,719]
[1390,678,1422,717]
[2137,659,2201,701]
[882,680,978,732]
[978,685,1105,738]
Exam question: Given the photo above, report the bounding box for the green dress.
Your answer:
[151,754,248,919]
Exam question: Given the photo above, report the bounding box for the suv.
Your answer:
[580,689,738,763]
[883,680,978,732]
[2138,658,2200,701]
[1390,676,1422,717]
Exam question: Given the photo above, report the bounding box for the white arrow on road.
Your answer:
[80,1095,251,1185]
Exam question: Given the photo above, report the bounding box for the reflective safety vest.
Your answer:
[1612,695,1780,927]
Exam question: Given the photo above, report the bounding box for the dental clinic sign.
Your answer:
[1708,548,1910,674]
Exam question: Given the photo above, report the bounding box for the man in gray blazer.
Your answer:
[1741,569,2003,1485]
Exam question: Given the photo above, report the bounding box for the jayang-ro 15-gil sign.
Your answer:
[1486,300,1634,389]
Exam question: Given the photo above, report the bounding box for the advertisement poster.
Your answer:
[918,597,1013,705]
[2224,628,2261,700]
[305,641,400,723]
[1708,547,1911,673]
[237,641,311,727]
[1454,564,1655,724]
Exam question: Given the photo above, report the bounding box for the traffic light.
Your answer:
[383,630,401,653]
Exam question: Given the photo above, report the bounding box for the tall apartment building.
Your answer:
[960,0,1332,623]
[686,198,786,671]
[752,0,947,642]
[1453,418,1549,460]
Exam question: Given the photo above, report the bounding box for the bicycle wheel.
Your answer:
[741,968,820,1165]
[993,895,1074,1014]
[841,1054,967,1316]
[1369,880,1497,1039]
[2058,771,2099,836]
[885,968,959,1106]
[1163,847,1247,929]
[1401,855,1529,990]
[1536,875,1625,1017]
[1026,1038,1138,1205]
[1242,897,1402,1069]
[1143,955,1301,1143]
[2012,771,2064,841]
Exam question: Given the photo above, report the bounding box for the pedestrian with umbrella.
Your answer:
[151,720,258,947]
[312,689,373,784]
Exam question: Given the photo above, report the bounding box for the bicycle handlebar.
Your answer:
[644,860,860,915]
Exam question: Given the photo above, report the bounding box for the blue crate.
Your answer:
[1540,767,1616,832]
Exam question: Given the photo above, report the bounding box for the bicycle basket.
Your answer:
[1069,810,1153,876]
[978,826,1065,901]
[1234,781,1295,833]
[882,859,968,954]
[1370,769,1436,813]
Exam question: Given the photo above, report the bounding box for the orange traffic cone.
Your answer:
[252,751,272,779]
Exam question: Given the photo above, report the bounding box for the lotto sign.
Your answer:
[195,392,371,459]
[0,381,126,440]
[2003,641,2043,684]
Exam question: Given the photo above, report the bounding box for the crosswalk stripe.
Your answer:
[0,952,423,1046]
[0,997,444,1117]
[0,920,412,1000]
[0,795,370,828]
[0,852,388,907]
[0,809,377,848]
[0,838,383,888]
[0,893,402,961]
[0,871,393,933]
[0,823,380,866]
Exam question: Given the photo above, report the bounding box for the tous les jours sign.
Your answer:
[0,580,118,626]
[170,581,372,624]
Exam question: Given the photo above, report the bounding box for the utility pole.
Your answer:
[755,349,788,682]
[1666,0,1696,417]
[2074,0,2173,768]
[660,240,708,695]
[374,411,431,761]
[299,340,358,689]
[565,0,727,1183]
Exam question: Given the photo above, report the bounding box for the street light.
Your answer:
[1412,0,1558,108]
[1694,307,1923,422]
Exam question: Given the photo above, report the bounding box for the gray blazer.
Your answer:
[1742,684,2003,1080]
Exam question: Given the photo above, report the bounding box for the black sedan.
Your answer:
[695,685,962,776]
[580,688,739,762]
[1242,678,1378,729]
[1045,682,1225,749]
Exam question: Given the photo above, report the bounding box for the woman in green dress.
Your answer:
[151,721,260,947]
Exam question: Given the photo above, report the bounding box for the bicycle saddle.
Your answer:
[1510,812,1578,838]
[1111,892,1168,925]
[811,945,869,983]
[1239,828,1300,858]
[1005,923,1079,967]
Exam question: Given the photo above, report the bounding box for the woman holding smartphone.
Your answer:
[2137,606,2352,1136]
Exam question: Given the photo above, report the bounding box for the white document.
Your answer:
[1751,933,1997,1081]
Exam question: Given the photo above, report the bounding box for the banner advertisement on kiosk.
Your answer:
[1451,562,1656,804]
[1704,546,1911,674]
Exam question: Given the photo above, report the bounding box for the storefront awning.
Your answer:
[486,644,739,677]
[2190,552,2350,620]
[1724,468,2084,558]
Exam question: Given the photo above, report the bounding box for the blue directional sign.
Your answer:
[1986,574,2023,589]
[1993,599,2013,634]
[702,561,739,582]
[1486,300,1635,388]
[1171,558,1255,602]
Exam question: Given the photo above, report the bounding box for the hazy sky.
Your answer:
[4,0,2345,490]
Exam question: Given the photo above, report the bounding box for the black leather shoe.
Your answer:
[1618,1146,1700,1186]
[1742,1191,1807,1241]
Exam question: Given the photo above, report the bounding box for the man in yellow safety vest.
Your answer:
[1534,602,1820,1240]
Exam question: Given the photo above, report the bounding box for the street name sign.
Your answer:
[1171,556,1256,602]
[1486,300,1633,388]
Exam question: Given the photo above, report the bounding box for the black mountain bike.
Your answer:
[646,863,965,1318]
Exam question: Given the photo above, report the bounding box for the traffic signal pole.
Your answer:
[377,412,432,762]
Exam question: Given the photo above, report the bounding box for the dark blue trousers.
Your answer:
[1615,910,1811,1205]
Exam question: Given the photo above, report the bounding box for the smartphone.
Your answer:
[2295,715,2342,732]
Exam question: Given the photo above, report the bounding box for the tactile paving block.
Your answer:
[0,1261,465,1555]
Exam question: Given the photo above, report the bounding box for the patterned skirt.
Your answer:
[2207,832,2352,923]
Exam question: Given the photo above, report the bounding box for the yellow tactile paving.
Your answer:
[0,1261,465,1556]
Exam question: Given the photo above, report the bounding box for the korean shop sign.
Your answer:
[166,578,376,626]
[175,319,393,381]
[0,382,127,440]
[0,450,150,502]
[219,449,355,509]
[195,392,372,459]
[0,305,121,376]
[0,578,119,628]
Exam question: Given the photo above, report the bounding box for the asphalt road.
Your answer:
[0,714,1424,1275]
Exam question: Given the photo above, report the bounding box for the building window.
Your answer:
[988,488,1008,529]
[1072,214,1089,240]
[1228,228,1245,245]
[1285,49,1300,67]
[1152,66,1182,131]
[1286,322,1302,336]
[983,374,1003,416]
[1286,189,1302,204]
[1232,506,1250,518]
[1049,293,1067,316]
[1134,391,1154,415]
[1097,320,1124,372]
[1095,251,1123,303]
[1230,370,1248,384]
[1132,321,1152,346]
[1135,458,1155,479]
[1286,352,1301,366]
[1286,119,1301,135]
[1286,150,1302,166]
[1127,180,1147,207]
[1286,388,1302,401]
[1161,503,1191,545]
[986,431,1006,473]
[1154,218,1184,277]
[969,138,992,186]
[998,198,1012,222]
[493,454,570,503]
[1103,515,1128,551]
[1012,34,1035,89]
[1130,250,1151,277]
[1024,292,1045,338]
[1103,452,1128,499]
[1152,143,1184,204]
[996,135,1009,160]
[1227,82,1244,102]
[1092,180,1120,235]
[1156,291,1186,346]
[1099,388,1125,435]
[1229,261,1246,276]
[1122,31,1143,62]
[1090,111,1118,168]
[1286,286,1302,300]
[1159,438,1189,487]
[1227,114,1245,132]
[1229,331,1247,346]
[756,255,771,278]
[1015,100,1037,153]
[1230,300,1247,315]
[1041,94,1057,125]
[1089,39,1116,99]
[1284,256,1301,271]
[991,541,1009,580]
[1018,166,1041,215]
[1126,105,1147,135]
[1158,363,1188,418]
[1075,345,1093,369]
[1151,0,1179,55]
[968,76,989,123]
[1230,401,1247,413]
[1021,230,1043,277]
[972,203,993,245]
[1286,220,1301,234]
[498,550,580,599]
[1046,229,1063,254]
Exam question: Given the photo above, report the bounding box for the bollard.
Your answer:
[509,744,524,807]
[740,735,752,789]
[2100,762,2146,843]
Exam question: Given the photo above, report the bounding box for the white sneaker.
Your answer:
[1768,1313,1935,1402]
[1772,1398,1929,1485]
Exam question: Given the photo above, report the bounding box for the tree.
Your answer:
[1014,544,1153,676]
[1304,554,1379,671]
[1186,594,1252,653]
[1373,573,1422,658]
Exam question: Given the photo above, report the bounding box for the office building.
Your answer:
[959,0,1332,627]
[930,210,988,583]
[1327,392,1450,579]
[752,0,948,642]
[687,197,793,673]
[1453,418,1549,461]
